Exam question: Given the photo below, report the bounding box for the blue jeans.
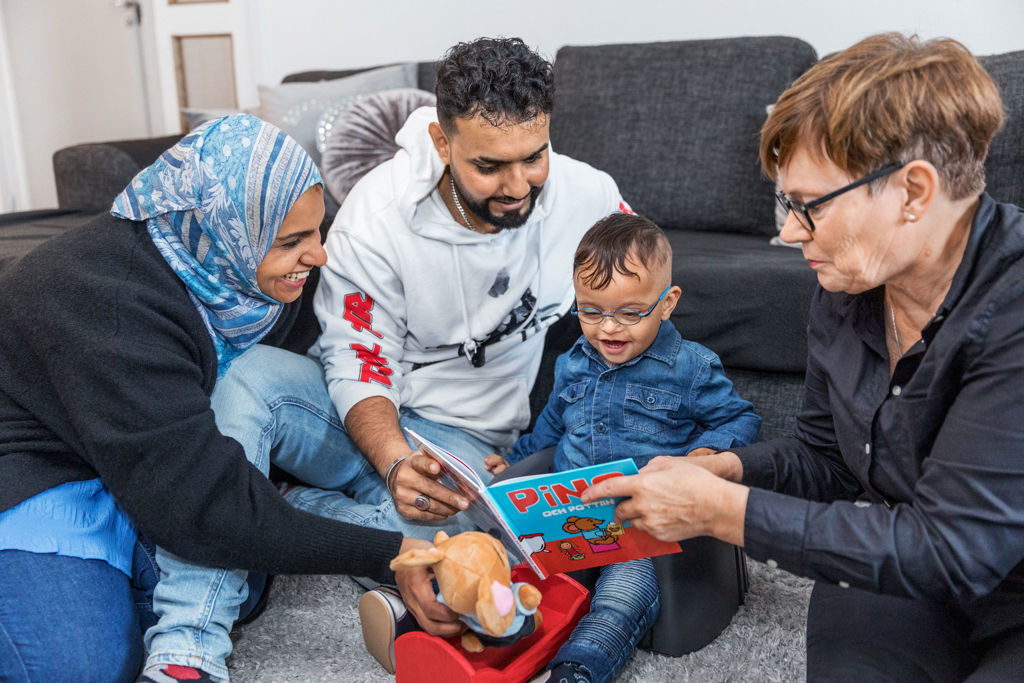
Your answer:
[146,345,490,678]
[552,558,660,683]
[0,541,159,682]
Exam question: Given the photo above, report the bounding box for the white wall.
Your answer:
[248,0,1024,90]
[4,0,1024,210]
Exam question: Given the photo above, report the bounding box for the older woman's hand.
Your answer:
[581,456,749,546]
[392,537,465,637]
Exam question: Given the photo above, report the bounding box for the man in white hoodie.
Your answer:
[297,36,629,673]
[297,37,629,534]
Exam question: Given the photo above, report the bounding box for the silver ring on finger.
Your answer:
[413,495,430,512]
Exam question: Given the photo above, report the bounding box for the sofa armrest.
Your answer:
[52,135,180,212]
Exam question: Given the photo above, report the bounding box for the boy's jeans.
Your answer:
[145,345,490,679]
[552,558,661,683]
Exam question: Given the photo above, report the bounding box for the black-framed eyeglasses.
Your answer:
[775,162,904,232]
[571,286,671,326]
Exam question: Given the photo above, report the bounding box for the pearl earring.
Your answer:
[906,213,917,222]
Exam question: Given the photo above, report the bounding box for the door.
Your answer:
[1,0,152,209]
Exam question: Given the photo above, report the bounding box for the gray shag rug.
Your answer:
[227,559,811,682]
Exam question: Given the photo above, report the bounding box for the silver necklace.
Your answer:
[449,174,476,232]
[888,298,902,356]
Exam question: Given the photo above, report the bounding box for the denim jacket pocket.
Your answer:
[623,383,682,434]
[558,379,590,431]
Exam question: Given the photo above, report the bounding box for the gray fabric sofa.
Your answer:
[7,32,1024,478]
[9,34,1024,441]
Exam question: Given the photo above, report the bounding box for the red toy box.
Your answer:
[395,568,590,683]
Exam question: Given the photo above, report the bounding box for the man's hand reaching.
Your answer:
[389,450,471,521]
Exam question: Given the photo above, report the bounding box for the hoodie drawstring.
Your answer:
[452,243,482,366]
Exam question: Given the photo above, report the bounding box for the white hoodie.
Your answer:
[312,107,625,448]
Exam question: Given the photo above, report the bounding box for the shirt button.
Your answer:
[839,581,850,589]
[766,559,778,568]
[864,443,871,455]
[646,395,655,404]
[892,385,902,396]
[597,423,606,434]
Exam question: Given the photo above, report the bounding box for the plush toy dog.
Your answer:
[389,530,543,653]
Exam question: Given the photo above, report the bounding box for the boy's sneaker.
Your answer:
[137,664,221,682]
[530,662,593,683]
[358,586,419,673]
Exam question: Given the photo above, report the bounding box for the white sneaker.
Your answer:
[358,586,417,674]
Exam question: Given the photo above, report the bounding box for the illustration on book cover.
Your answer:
[487,461,680,575]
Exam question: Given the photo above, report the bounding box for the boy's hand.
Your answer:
[485,454,510,475]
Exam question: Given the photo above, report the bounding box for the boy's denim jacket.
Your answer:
[506,321,761,471]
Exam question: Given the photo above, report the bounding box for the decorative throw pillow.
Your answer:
[254,63,417,167]
[320,88,437,205]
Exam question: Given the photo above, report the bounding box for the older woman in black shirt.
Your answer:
[586,33,1024,680]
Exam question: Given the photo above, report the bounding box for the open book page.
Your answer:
[487,459,682,576]
[404,428,546,578]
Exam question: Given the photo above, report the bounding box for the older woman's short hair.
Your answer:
[760,33,1005,200]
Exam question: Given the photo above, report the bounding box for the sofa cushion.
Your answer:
[550,36,818,236]
[980,50,1024,209]
[0,210,100,273]
[665,230,817,373]
[320,88,436,205]
[52,135,181,213]
[256,63,418,166]
[283,62,438,94]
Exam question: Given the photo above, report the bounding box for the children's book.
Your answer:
[405,428,681,579]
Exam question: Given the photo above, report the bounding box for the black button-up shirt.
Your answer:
[737,194,1024,640]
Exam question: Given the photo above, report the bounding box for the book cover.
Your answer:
[405,429,681,579]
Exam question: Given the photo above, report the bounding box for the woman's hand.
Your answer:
[392,538,464,637]
[390,450,471,521]
[581,456,749,546]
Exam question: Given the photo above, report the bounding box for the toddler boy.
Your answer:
[488,212,760,683]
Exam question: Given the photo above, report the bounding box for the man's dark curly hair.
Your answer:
[435,37,554,131]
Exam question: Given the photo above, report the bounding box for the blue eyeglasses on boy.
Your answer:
[570,286,672,326]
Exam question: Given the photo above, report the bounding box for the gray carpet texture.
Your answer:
[228,559,812,682]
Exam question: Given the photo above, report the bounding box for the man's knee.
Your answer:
[218,345,321,396]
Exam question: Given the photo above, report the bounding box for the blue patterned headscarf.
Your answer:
[111,114,322,375]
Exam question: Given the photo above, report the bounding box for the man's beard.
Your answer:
[451,169,543,230]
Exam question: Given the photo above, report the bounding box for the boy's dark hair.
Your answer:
[574,213,672,290]
[435,37,554,132]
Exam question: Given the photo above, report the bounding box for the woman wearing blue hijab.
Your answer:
[0,116,443,681]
